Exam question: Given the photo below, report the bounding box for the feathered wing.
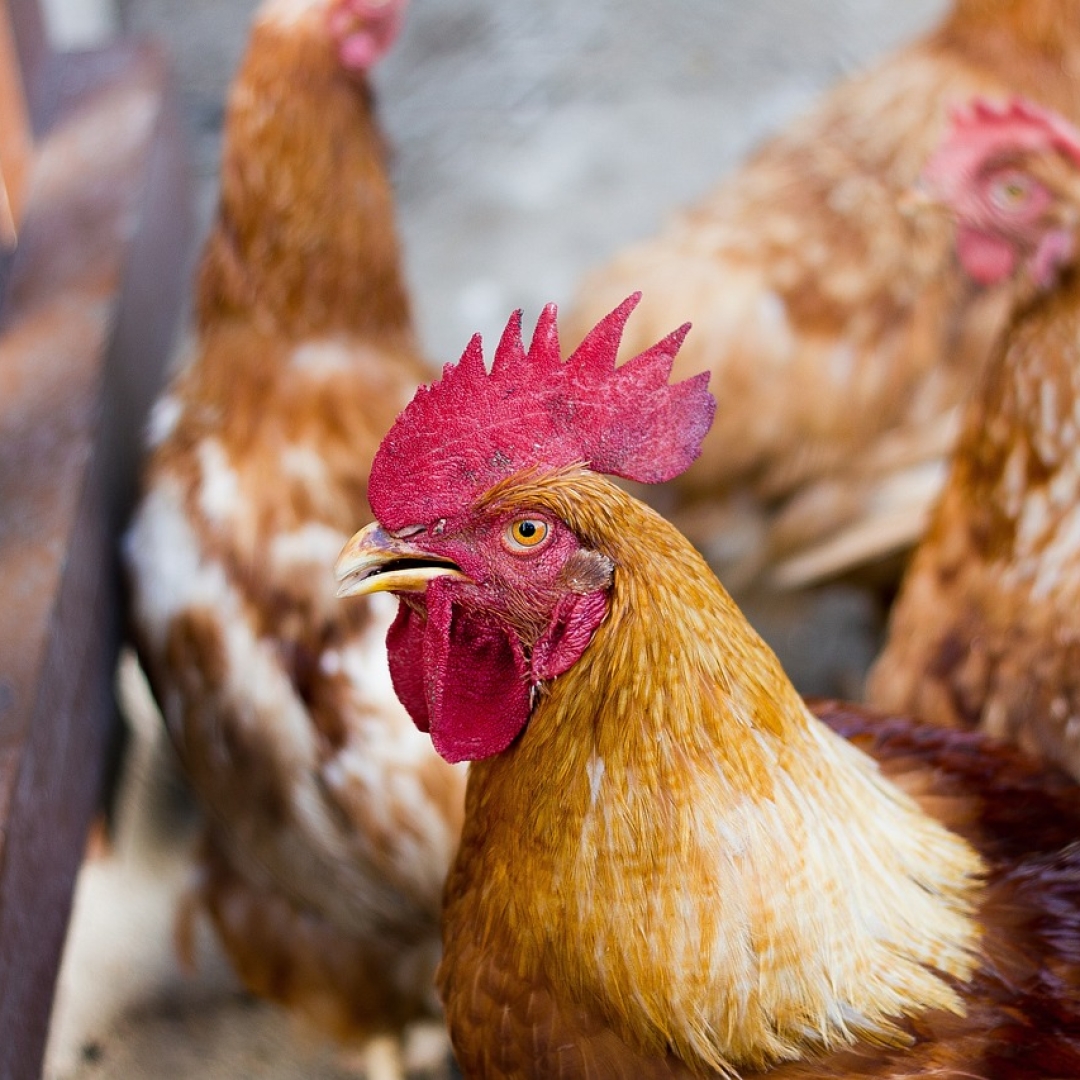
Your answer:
[816,702,1080,1076]
[442,697,1080,1078]
[868,272,1080,780]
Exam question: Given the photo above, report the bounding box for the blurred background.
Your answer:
[38,0,950,1076]
[48,0,946,359]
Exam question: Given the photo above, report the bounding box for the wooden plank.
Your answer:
[0,1,33,245]
[0,39,192,1077]
[5,0,46,132]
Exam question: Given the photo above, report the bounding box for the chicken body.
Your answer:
[865,98,1080,780]
[337,303,1080,1077]
[868,263,1080,780]
[124,0,465,1046]
[566,0,1080,590]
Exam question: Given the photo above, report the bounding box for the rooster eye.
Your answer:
[504,518,550,553]
[990,173,1032,209]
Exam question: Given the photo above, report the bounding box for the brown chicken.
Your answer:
[565,0,1080,592]
[336,296,1080,1078]
[123,0,465,1064]
[867,99,1080,781]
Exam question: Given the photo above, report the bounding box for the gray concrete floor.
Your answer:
[42,1,949,1076]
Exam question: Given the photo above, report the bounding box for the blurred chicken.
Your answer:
[336,296,1080,1077]
[565,0,1080,593]
[868,99,1080,781]
[123,0,466,1068]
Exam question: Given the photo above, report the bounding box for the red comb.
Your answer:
[368,294,714,530]
[944,95,1080,167]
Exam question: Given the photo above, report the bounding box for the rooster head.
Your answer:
[335,295,714,762]
[327,0,407,70]
[919,96,1080,288]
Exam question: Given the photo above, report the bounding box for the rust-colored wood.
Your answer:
[0,2,33,245]
[0,38,192,1076]
[5,0,46,132]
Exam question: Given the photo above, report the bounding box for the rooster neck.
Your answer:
[451,479,984,1073]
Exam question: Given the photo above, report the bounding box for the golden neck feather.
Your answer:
[463,473,984,1073]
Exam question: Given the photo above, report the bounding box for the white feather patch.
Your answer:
[196,439,242,526]
[144,394,184,448]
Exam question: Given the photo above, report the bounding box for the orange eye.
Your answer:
[504,518,550,552]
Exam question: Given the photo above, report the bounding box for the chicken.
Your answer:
[867,98,1080,781]
[335,295,1080,1078]
[122,0,466,1063]
[565,0,1080,593]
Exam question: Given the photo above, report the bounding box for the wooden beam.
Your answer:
[0,39,193,1076]
[5,0,46,132]
[0,1,33,245]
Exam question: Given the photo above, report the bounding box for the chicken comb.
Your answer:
[927,95,1080,187]
[368,293,714,530]
[955,97,1080,162]
[327,0,407,71]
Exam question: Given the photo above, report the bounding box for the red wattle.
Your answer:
[388,580,532,764]
[956,225,1016,286]
[386,603,431,731]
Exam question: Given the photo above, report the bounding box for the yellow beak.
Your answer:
[334,521,468,598]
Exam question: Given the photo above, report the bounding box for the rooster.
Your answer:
[565,0,1080,593]
[123,0,465,1067]
[867,98,1080,782]
[336,295,1080,1078]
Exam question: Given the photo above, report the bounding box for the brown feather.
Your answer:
[868,212,1080,778]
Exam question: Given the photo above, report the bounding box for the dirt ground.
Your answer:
[40,1,948,1076]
